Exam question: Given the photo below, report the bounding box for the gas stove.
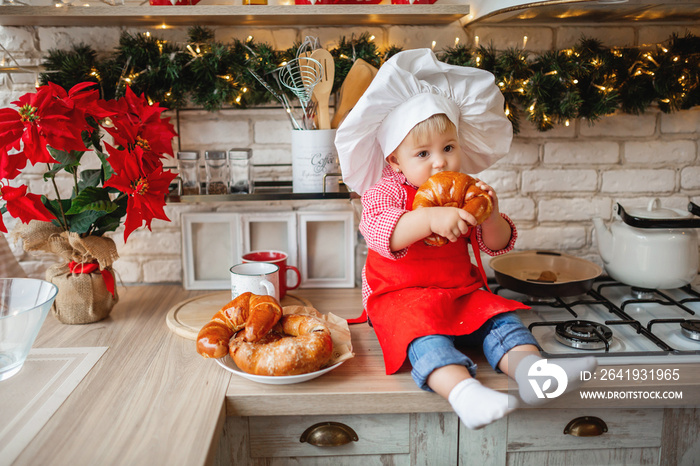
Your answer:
[495,278,700,365]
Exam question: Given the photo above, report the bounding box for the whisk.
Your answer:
[247,68,301,130]
[278,57,323,117]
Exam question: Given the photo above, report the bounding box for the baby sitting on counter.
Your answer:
[335,49,597,430]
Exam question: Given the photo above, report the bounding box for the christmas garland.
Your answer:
[40,27,699,133]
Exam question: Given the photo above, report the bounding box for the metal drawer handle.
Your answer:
[563,416,608,437]
[300,422,359,447]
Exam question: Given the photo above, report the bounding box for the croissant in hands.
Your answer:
[413,171,493,247]
[196,292,283,359]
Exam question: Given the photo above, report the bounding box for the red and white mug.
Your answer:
[241,250,301,299]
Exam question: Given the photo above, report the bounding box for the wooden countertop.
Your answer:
[224,288,700,416]
[13,285,700,465]
[224,287,504,417]
[16,285,221,466]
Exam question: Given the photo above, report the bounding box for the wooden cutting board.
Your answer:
[165,291,313,340]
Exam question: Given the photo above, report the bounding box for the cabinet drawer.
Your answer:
[507,408,664,452]
[248,413,409,458]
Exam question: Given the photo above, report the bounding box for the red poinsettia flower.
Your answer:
[0,184,55,233]
[0,83,92,165]
[52,81,116,125]
[0,146,27,180]
[100,87,177,170]
[102,143,176,241]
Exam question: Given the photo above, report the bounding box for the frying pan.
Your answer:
[489,250,603,298]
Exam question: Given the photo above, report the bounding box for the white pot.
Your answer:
[593,199,700,289]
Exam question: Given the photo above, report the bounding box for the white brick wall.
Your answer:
[1,21,699,283]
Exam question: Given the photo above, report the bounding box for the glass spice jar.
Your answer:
[228,148,253,194]
[204,150,229,195]
[176,150,201,196]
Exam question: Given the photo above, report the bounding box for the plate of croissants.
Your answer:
[214,356,345,385]
[196,292,352,384]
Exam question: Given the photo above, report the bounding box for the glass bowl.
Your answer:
[0,278,58,381]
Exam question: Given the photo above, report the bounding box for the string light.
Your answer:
[186,45,200,57]
[46,29,696,133]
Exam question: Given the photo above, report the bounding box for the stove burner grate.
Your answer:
[630,287,656,300]
[555,320,613,350]
[680,320,700,341]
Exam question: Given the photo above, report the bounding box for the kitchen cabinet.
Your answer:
[218,408,700,465]
[215,288,700,466]
[0,4,470,27]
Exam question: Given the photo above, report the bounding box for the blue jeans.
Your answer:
[407,312,539,392]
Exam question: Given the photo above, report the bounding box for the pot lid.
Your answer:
[615,199,700,228]
[624,199,687,219]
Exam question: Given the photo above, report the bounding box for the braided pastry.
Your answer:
[196,292,282,358]
[228,314,333,376]
[413,171,493,247]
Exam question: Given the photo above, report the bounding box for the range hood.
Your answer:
[466,0,700,24]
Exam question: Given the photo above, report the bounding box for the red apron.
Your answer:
[364,185,529,375]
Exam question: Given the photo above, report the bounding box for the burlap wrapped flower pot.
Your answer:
[45,263,118,324]
[13,221,120,324]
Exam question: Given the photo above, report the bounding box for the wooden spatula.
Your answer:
[331,58,378,129]
[310,48,334,130]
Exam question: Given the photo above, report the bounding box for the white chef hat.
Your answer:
[335,48,513,195]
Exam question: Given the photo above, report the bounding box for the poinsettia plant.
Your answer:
[0,82,178,241]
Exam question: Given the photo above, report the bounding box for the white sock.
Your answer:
[515,355,598,406]
[448,378,519,430]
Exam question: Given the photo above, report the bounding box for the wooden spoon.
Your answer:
[330,58,378,129]
[310,48,334,130]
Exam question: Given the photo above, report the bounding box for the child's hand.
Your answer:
[474,181,513,251]
[475,180,500,219]
[426,207,475,243]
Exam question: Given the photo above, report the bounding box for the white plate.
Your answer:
[214,354,344,385]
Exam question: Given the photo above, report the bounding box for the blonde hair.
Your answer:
[408,114,455,146]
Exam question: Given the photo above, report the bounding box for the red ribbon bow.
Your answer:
[68,261,116,298]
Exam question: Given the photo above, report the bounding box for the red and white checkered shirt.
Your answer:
[359,166,518,307]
